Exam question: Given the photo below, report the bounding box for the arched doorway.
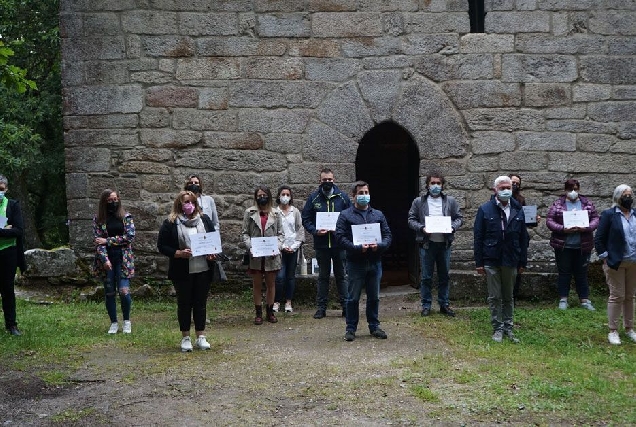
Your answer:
[355,122,419,286]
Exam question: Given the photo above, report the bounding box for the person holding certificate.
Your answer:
[157,191,217,352]
[93,189,136,335]
[242,185,284,325]
[595,185,636,345]
[407,171,463,318]
[335,181,392,342]
[546,179,599,311]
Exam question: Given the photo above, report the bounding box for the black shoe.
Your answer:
[440,305,456,317]
[344,330,356,341]
[313,309,326,319]
[370,328,387,339]
[421,307,431,317]
[341,308,346,318]
[8,326,21,336]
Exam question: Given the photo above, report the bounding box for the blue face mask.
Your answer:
[497,189,512,202]
[429,184,442,196]
[356,194,370,206]
[0,191,5,199]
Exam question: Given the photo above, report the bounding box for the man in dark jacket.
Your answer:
[335,181,391,341]
[302,168,351,319]
[474,175,528,343]
[408,172,463,317]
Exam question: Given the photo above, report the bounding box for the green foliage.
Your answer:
[0,40,37,93]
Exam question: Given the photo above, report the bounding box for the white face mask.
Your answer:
[567,190,579,200]
[279,195,291,205]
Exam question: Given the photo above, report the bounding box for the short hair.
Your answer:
[493,175,512,189]
[319,167,333,176]
[351,180,369,194]
[253,185,273,211]
[276,185,293,205]
[612,184,632,207]
[184,174,204,193]
[564,179,580,191]
[0,175,8,187]
[426,171,446,186]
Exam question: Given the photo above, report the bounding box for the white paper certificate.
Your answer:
[251,236,280,258]
[424,216,453,233]
[352,223,382,245]
[562,210,590,229]
[315,212,340,231]
[190,231,223,256]
[522,206,537,224]
[0,215,6,228]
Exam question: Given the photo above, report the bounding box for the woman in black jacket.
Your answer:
[158,191,217,352]
[0,175,26,336]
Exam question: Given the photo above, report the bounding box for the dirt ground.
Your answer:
[1,287,489,426]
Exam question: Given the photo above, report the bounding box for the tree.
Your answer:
[0,40,37,93]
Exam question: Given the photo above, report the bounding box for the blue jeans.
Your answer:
[275,250,298,302]
[315,247,348,310]
[419,242,451,309]
[104,247,131,323]
[555,248,591,300]
[345,259,382,333]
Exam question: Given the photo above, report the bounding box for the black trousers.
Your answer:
[173,271,211,332]
[0,246,18,329]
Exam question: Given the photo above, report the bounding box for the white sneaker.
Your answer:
[558,300,568,310]
[608,331,621,345]
[122,320,132,334]
[272,302,280,312]
[108,322,119,334]
[580,301,595,311]
[626,330,636,343]
[181,336,193,352]
[285,302,293,313]
[195,335,211,350]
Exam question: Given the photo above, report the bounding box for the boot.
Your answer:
[254,305,263,325]
[266,304,278,323]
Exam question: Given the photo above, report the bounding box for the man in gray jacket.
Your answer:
[408,172,463,317]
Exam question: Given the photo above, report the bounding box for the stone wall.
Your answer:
[61,0,636,281]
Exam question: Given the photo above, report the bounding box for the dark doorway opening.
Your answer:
[355,122,419,286]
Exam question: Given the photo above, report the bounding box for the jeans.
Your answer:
[315,247,347,310]
[419,242,451,309]
[0,246,18,329]
[485,265,517,333]
[555,248,591,300]
[345,259,382,333]
[174,271,211,332]
[275,250,298,302]
[104,246,131,323]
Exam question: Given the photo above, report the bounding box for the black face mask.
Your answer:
[321,181,334,192]
[256,196,269,207]
[620,197,633,209]
[512,183,520,193]
[186,184,201,194]
[107,201,119,213]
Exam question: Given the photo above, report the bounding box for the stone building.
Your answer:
[61,0,636,287]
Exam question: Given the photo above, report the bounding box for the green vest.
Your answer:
[0,197,17,250]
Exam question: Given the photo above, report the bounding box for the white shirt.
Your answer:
[280,206,302,251]
[427,196,445,243]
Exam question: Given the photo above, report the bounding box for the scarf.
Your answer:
[176,214,208,274]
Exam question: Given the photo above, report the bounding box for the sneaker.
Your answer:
[492,330,503,343]
[195,335,211,350]
[7,326,21,336]
[181,336,193,352]
[580,301,595,311]
[370,328,388,339]
[440,305,456,317]
[626,330,636,343]
[284,302,293,313]
[108,322,119,334]
[122,321,132,334]
[558,300,568,310]
[313,309,326,319]
[608,331,621,345]
[503,330,519,344]
[344,330,356,342]
[421,307,431,317]
[272,302,280,312]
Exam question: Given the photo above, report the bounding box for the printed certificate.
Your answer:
[562,210,589,229]
[190,231,222,256]
[315,212,340,231]
[424,216,453,233]
[352,223,382,245]
[251,236,280,258]
[522,206,538,224]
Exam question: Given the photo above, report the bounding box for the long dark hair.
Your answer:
[97,189,125,223]
[509,173,525,206]
[254,185,273,212]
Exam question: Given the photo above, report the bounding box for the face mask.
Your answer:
[107,201,119,213]
[0,191,5,199]
[497,189,512,202]
[279,195,291,205]
[567,190,578,200]
[428,184,442,196]
[512,183,520,193]
[257,196,269,207]
[186,184,200,194]
[182,202,195,216]
[321,181,334,193]
[356,194,370,206]
[620,196,633,209]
